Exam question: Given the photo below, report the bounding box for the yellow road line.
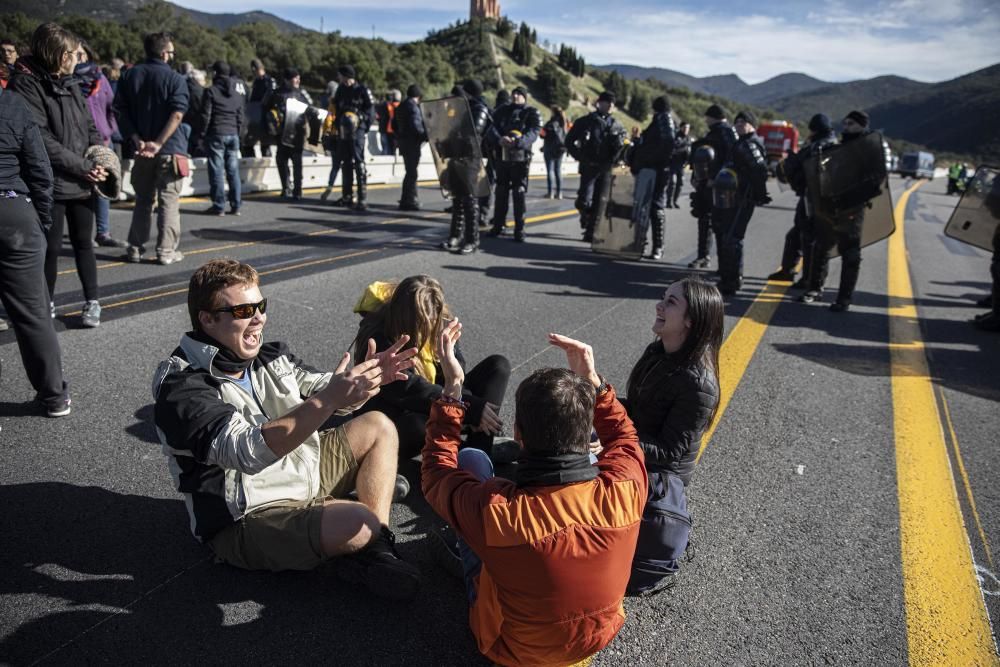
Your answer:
[939,387,995,569]
[888,179,998,664]
[694,278,792,463]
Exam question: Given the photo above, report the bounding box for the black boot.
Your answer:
[354,166,368,211]
[440,203,463,251]
[460,198,480,254]
[647,210,665,260]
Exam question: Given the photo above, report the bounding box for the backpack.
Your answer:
[544,119,566,154]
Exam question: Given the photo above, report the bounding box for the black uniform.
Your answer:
[805,129,884,308]
[630,111,676,257]
[264,84,312,198]
[441,94,492,254]
[244,74,277,157]
[329,81,375,208]
[667,132,691,207]
[395,96,426,209]
[774,129,837,282]
[487,102,542,240]
[690,121,738,264]
[565,110,627,241]
[712,131,769,293]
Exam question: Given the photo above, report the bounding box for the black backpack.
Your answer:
[544,119,566,154]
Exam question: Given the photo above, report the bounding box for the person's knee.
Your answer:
[321,502,381,556]
[480,354,511,378]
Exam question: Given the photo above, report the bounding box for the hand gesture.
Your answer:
[436,318,464,398]
[85,165,107,183]
[364,335,417,383]
[547,333,601,388]
[327,352,383,411]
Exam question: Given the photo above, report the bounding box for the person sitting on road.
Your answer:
[152,259,422,600]
[351,275,511,461]
[620,276,723,596]
[422,326,648,667]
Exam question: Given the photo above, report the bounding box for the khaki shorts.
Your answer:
[209,425,359,571]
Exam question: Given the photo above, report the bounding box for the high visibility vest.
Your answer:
[385,101,400,135]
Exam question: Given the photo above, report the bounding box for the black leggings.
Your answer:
[47,199,98,302]
[382,354,511,459]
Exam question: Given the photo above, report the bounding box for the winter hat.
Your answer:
[463,79,484,98]
[338,65,356,79]
[808,113,832,134]
[283,67,299,81]
[705,104,727,120]
[211,61,230,77]
[511,86,528,99]
[406,84,422,98]
[652,95,671,113]
[85,145,122,200]
[734,110,757,127]
[845,109,869,127]
[597,91,616,104]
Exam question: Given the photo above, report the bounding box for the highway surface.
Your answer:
[1,173,997,665]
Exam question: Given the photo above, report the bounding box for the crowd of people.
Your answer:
[1,19,998,663]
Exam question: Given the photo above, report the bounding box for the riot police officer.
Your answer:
[711,110,769,295]
[769,113,838,286]
[264,68,312,200]
[801,110,879,311]
[329,65,374,211]
[487,86,541,242]
[440,84,492,255]
[629,96,675,259]
[565,91,627,242]
[688,104,738,268]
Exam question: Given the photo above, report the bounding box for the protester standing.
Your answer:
[201,61,244,216]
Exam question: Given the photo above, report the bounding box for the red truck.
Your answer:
[757,120,800,173]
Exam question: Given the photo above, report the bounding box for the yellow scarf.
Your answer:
[353,281,437,381]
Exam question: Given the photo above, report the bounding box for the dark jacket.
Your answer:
[623,342,719,485]
[487,103,541,162]
[395,97,426,145]
[0,86,54,226]
[201,75,245,138]
[331,81,375,133]
[631,111,676,171]
[565,110,627,165]
[113,58,189,155]
[263,85,311,145]
[693,120,738,179]
[249,74,276,104]
[9,56,101,201]
[670,133,692,169]
[541,118,567,159]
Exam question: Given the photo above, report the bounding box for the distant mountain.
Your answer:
[738,72,830,106]
[765,75,930,125]
[5,0,308,33]
[697,74,749,100]
[868,63,1000,163]
[593,64,708,93]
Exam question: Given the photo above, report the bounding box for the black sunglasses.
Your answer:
[213,299,267,319]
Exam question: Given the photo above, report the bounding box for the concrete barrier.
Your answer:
[120,130,577,199]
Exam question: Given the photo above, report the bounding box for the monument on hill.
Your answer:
[471,0,500,20]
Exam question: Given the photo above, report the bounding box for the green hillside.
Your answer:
[767,75,930,126]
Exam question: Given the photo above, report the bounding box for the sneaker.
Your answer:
[430,524,464,581]
[46,396,72,418]
[331,196,354,208]
[203,206,225,216]
[124,246,143,263]
[513,232,526,243]
[648,247,663,260]
[393,474,410,502]
[544,192,553,199]
[555,193,562,200]
[490,437,521,465]
[800,290,822,303]
[95,234,128,248]
[157,251,184,266]
[458,242,478,255]
[829,301,851,313]
[440,237,461,251]
[337,526,421,600]
[628,571,680,598]
[229,208,241,217]
[354,200,368,212]
[81,300,101,328]
[687,257,709,269]
[767,269,796,282]
[320,186,333,201]
[488,226,509,238]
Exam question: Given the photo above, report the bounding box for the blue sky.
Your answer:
[172,0,1000,83]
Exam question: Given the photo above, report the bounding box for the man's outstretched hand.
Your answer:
[437,319,464,400]
[364,334,418,383]
[327,336,418,411]
[547,333,602,388]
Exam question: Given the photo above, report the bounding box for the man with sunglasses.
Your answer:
[153,259,423,599]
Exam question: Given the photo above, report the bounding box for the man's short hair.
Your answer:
[143,32,173,60]
[0,38,16,48]
[29,23,80,75]
[188,259,259,330]
[515,368,595,455]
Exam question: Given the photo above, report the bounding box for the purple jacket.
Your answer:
[85,73,118,146]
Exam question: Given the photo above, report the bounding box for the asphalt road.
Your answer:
[1,172,997,666]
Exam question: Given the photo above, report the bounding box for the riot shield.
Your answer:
[944,166,1000,251]
[282,98,328,153]
[804,131,895,257]
[420,97,490,199]
[591,165,650,260]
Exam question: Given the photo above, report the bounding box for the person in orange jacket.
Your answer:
[422,325,647,667]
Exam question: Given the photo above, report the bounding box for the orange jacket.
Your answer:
[422,386,647,667]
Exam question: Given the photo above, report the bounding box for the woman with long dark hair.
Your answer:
[541,106,569,199]
[622,276,723,596]
[352,275,511,460]
[10,23,107,327]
